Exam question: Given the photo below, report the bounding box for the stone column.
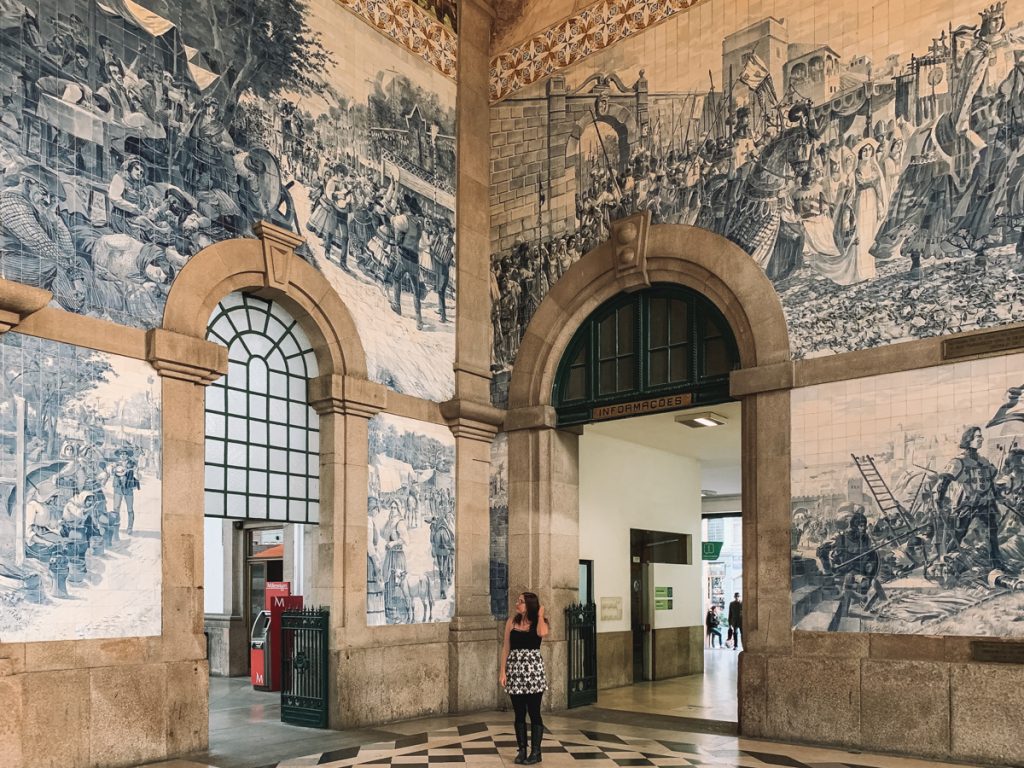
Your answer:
[505,406,580,711]
[447,0,505,714]
[441,399,505,711]
[146,327,229,756]
[307,373,387,728]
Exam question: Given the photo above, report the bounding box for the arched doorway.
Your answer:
[550,283,742,714]
[502,223,789,727]
[159,222,370,742]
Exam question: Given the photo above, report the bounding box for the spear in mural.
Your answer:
[589,107,622,199]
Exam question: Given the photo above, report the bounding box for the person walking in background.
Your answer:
[500,591,549,764]
[728,592,743,651]
[705,604,722,648]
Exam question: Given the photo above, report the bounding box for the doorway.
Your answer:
[578,402,741,724]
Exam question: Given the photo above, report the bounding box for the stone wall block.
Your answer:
[336,644,448,726]
[738,651,768,737]
[868,633,945,662]
[22,669,91,767]
[596,631,632,690]
[765,656,861,746]
[951,663,1024,765]
[0,674,23,766]
[861,660,949,757]
[165,660,209,755]
[89,663,167,767]
[793,631,870,658]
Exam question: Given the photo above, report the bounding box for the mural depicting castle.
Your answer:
[0,0,457,400]
[490,0,1024,405]
[791,354,1024,636]
[0,333,161,642]
[367,413,455,625]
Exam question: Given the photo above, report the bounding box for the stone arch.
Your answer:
[503,223,791,714]
[508,223,789,409]
[564,103,637,171]
[162,222,367,379]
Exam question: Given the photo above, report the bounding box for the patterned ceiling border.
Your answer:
[489,0,708,101]
[334,0,458,80]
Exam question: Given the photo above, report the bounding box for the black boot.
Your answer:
[513,722,528,764]
[524,723,543,764]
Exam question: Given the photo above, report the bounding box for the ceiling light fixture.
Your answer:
[675,411,727,428]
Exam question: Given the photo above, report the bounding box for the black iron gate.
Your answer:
[281,608,329,728]
[565,602,597,708]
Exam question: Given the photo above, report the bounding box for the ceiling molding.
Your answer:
[489,0,709,101]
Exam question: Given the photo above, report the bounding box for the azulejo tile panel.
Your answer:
[490,0,707,101]
[336,0,458,79]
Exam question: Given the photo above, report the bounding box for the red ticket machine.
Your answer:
[250,582,303,691]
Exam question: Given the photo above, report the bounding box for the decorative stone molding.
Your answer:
[489,0,707,101]
[145,328,228,385]
[308,373,388,418]
[503,404,557,432]
[334,0,457,80]
[0,279,51,333]
[730,361,795,397]
[609,210,651,287]
[252,220,305,292]
[439,397,506,441]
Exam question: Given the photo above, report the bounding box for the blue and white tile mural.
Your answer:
[367,412,454,625]
[489,431,508,619]
[791,354,1024,636]
[490,0,1024,405]
[0,0,456,400]
[0,333,160,642]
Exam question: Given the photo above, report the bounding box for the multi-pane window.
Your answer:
[204,293,320,523]
[553,285,739,426]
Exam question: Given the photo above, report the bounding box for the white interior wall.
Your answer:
[579,431,703,633]
[203,517,227,614]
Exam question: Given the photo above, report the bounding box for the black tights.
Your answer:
[510,692,543,729]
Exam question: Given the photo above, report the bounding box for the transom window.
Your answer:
[553,285,740,426]
[204,293,321,523]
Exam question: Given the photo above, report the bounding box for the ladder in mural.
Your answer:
[851,454,914,530]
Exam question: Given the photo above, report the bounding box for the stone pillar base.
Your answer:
[448,615,501,712]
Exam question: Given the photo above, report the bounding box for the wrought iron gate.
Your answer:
[565,602,597,708]
[281,608,329,728]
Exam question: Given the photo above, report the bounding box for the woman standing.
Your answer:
[500,592,549,764]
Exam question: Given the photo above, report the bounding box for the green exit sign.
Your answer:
[701,541,724,560]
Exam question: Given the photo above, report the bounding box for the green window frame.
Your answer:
[204,293,321,523]
[553,285,739,426]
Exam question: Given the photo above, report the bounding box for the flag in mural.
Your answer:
[490,1,1024,407]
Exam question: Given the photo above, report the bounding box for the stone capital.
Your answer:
[308,373,388,418]
[146,328,228,385]
[252,220,306,292]
[503,404,558,432]
[439,397,505,442]
[0,279,51,333]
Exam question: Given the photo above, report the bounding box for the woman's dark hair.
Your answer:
[513,591,541,633]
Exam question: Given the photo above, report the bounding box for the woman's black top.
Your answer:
[509,625,542,650]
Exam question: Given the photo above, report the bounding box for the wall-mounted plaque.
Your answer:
[600,596,623,621]
[971,641,1024,664]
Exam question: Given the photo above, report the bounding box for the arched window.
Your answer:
[204,293,321,523]
[553,285,740,426]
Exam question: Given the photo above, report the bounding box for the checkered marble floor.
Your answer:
[234,722,962,768]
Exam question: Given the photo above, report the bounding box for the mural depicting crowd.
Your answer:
[0,0,457,399]
[491,2,1024,380]
[791,356,1024,636]
[367,413,455,625]
[0,333,161,642]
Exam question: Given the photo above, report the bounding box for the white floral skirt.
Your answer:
[505,648,547,695]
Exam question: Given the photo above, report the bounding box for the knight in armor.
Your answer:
[816,505,887,629]
[935,426,1005,571]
